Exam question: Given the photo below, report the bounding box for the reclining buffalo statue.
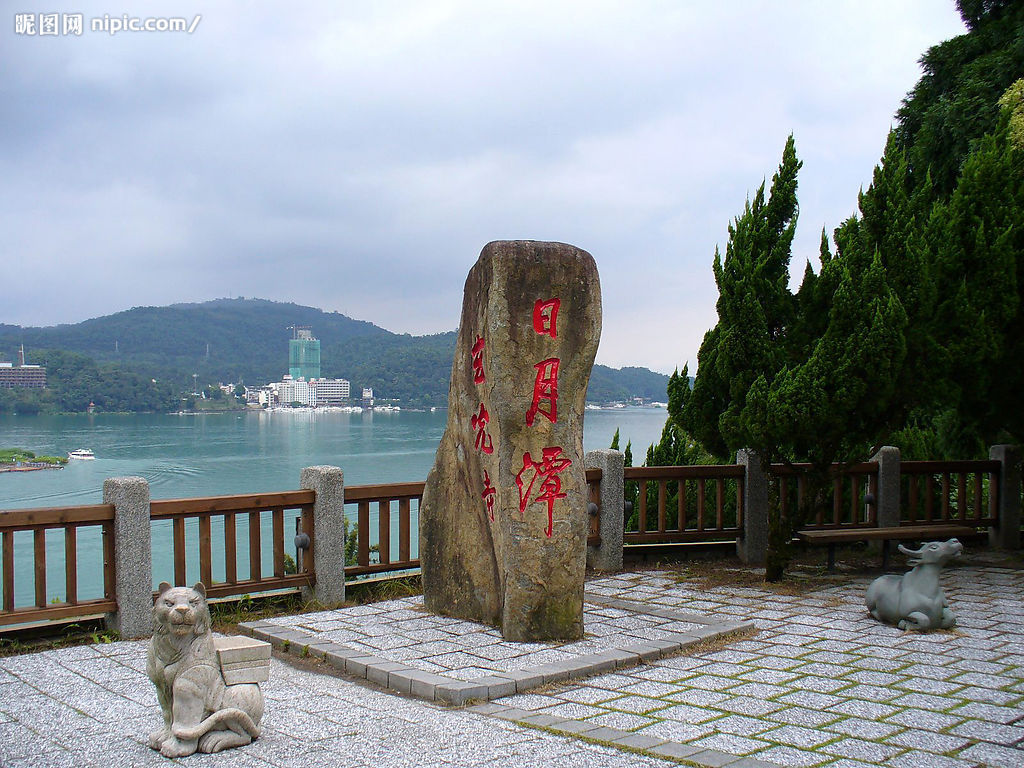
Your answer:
[865,538,962,631]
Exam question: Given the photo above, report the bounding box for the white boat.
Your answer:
[67,449,96,460]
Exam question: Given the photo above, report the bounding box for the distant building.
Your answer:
[288,327,321,380]
[276,375,311,406]
[262,376,351,407]
[310,378,350,406]
[0,345,46,389]
[361,387,374,409]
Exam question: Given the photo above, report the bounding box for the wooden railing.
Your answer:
[0,504,116,627]
[345,482,424,577]
[900,460,999,527]
[149,491,315,600]
[623,465,745,544]
[771,461,879,530]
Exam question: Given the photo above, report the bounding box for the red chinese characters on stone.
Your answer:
[532,298,560,338]
[515,446,572,537]
[471,403,494,454]
[481,470,496,522]
[526,357,559,427]
[471,335,486,384]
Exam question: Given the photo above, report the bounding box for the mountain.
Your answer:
[0,298,668,409]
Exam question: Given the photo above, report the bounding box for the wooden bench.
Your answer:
[797,524,977,572]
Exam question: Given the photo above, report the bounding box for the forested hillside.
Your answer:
[0,298,668,412]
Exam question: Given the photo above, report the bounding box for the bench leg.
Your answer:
[882,540,890,570]
[827,544,836,573]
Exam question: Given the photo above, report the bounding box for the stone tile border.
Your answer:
[239,593,752,706]
[466,701,782,768]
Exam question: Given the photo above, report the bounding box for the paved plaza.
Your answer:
[0,558,1022,767]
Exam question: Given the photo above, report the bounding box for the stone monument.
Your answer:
[420,240,601,641]
[865,538,962,631]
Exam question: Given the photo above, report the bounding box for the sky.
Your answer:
[1,1,967,374]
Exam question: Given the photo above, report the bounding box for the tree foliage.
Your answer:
[652,6,1024,579]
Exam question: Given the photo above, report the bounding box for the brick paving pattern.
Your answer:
[0,561,1021,767]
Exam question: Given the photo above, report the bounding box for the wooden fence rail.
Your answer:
[899,460,1000,526]
[623,465,745,544]
[0,504,116,627]
[150,490,315,600]
[770,462,880,530]
[344,482,424,578]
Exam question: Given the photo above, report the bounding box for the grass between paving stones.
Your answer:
[557,634,1011,765]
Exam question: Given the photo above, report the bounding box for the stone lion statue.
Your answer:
[147,582,264,757]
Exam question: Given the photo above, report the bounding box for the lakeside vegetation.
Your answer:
[0,449,67,466]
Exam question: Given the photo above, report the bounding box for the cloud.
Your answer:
[0,0,965,373]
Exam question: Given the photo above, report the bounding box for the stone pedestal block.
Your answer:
[990,444,1021,550]
[300,465,346,605]
[585,449,624,572]
[736,449,767,566]
[420,240,602,641]
[103,476,152,638]
[872,446,901,528]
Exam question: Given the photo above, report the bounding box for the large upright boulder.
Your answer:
[420,240,601,641]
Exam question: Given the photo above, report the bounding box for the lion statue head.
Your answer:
[153,581,211,638]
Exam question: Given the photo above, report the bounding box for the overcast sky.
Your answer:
[1,1,965,374]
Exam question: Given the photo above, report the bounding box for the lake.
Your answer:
[0,408,667,607]
[0,407,667,508]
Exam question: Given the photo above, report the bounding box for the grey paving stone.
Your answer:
[667,688,732,707]
[949,718,1024,745]
[956,742,1024,768]
[821,737,906,762]
[716,696,785,716]
[585,711,658,731]
[602,694,675,715]
[647,741,701,759]
[639,719,717,742]
[948,701,1023,722]
[750,745,829,767]
[712,714,775,737]
[764,706,842,728]
[884,753,978,768]
[883,727,972,753]
[827,699,901,719]
[608,731,669,749]
[826,717,903,740]
[759,724,836,748]
[884,708,962,731]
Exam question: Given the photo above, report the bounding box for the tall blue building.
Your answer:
[288,327,320,380]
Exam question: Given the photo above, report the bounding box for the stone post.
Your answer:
[871,446,901,528]
[989,445,1021,550]
[736,449,768,565]
[585,449,624,572]
[103,476,152,639]
[300,466,346,605]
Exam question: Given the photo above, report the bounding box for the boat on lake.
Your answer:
[67,448,96,460]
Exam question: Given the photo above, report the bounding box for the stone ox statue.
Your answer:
[865,539,962,631]
[147,582,268,757]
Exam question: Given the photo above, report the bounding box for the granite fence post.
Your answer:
[585,449,624,572]
[300,465,346,605]
[736,449,768,565]
[872,446,901,528]
[102,476,152,639]
[989,445,1021,550]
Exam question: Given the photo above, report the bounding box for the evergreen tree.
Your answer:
[682,137,912,579]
